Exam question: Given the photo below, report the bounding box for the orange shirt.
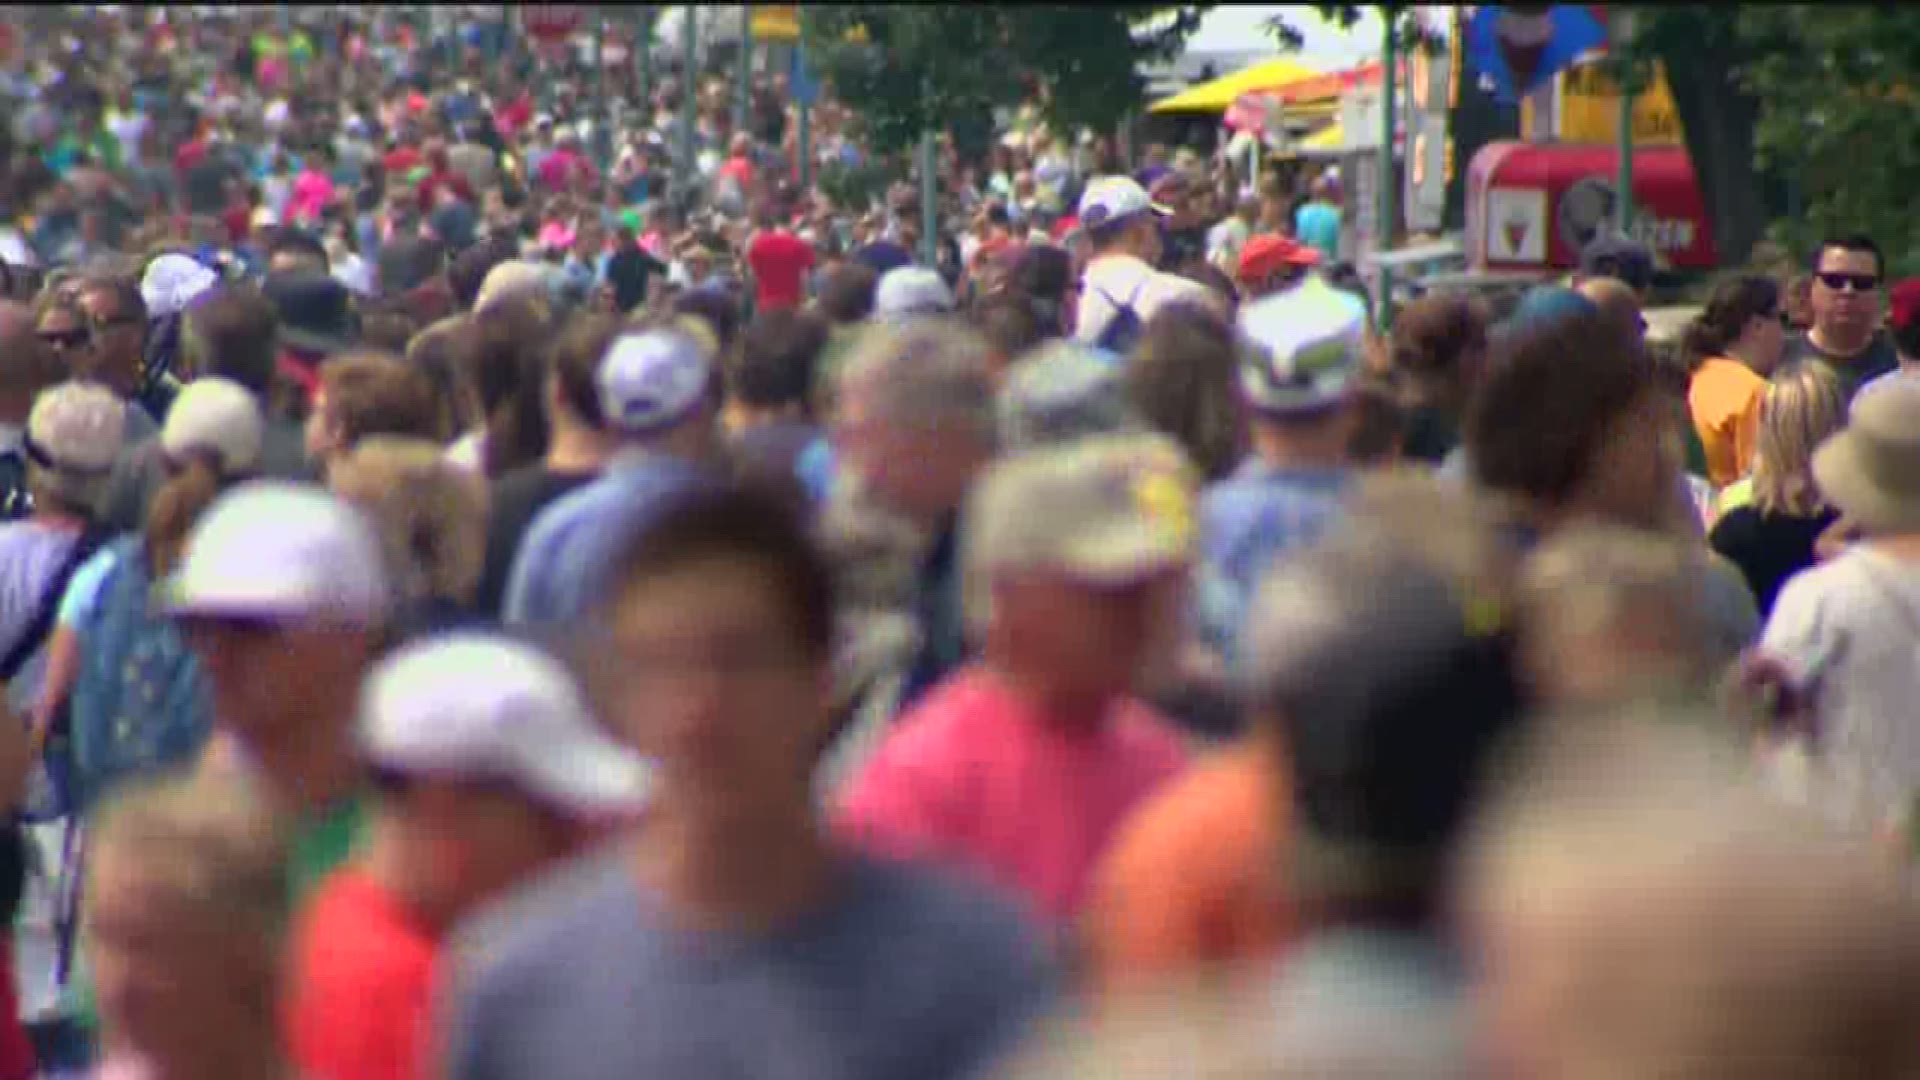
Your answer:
[1083,741,1293,997]
[1688,357,1768,489]
[287,868,441,1080]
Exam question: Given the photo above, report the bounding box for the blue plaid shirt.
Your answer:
[1196,462,1351,669]
[503,453,716,627]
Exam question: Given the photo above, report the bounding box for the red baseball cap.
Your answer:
[1237,235,1321,284]
[1888,278,1920,338]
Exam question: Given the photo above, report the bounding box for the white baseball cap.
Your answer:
[1075,176,1171,231]
[597,328,714,436]
[874,266,954,319]
[139,253,220,320]
[358,633,653,816]
[161,378,263,475]
[166,481,389,625]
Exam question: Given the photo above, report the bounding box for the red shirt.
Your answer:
[496,95,533,139]
[835,666,1189,924]
[415,169,475,214]
[173,136,209,176]
[746,229,816,310]
[287,869,440,1080]
[382,146,423,177]
[719,154,755,189]
[221,202,253,245]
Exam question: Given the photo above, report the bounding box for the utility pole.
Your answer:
[638,8,654,111]
[919,130,938,267]
[795,11,813,192]
[676,7,698,204]
[595,9,614,176]
[1614,8,1636,237]
[735,5,752,138]
[1376,17,1399,326]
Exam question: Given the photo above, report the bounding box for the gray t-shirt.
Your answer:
[443,853,1058,1080]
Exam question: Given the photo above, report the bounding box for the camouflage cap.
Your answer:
[966,432,1198,589]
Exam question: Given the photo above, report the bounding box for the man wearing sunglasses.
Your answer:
[74,277,162,443]
[1785,234,1899,402]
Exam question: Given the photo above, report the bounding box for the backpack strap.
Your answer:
[0,527,107,685]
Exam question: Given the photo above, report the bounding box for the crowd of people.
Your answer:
[0,6,1918,1080]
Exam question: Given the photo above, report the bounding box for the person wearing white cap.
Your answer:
[287,633,646,1080]
[1071,175,1210,353]
[168,481,391,904]
[503,324,724,626]
[443,485,1054,1080]
[1196,277,1372,669]
[873,266,955,320]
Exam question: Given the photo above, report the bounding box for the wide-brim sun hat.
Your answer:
[1812,379,1920,535]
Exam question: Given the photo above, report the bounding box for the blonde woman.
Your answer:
[1709,364,1847,618]
[87,772,291,1080]
[327,438,488,638]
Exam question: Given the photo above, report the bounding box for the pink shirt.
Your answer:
[835,666,1189,924]
[289,169,335,224]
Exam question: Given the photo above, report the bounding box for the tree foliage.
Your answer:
[802,5,1208,159]
[1722,6,1920,271]
[1267,4,1446,58]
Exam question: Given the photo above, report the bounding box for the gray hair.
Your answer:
[835,317,997,444]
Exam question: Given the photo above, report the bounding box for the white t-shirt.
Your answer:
[1072,254,1210,347]
[1759,545,1920,833]
[1207,217,1252,271]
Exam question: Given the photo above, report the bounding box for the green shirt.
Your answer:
[288,795,370,910]
[62,795,367,1038]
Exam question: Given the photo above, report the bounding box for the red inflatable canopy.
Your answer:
[1466,140,1717,271]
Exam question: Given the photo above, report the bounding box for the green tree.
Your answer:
[1614,6,1775,269]
[1724,5,1920,271]
[802,5,1209,161]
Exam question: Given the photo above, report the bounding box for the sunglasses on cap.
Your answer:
[1816,271,1879,293]
[37,327,92,351]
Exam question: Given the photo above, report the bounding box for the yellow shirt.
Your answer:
[1688,357,1768,489]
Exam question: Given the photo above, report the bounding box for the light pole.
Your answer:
[595,9,614,177]
[795,12,813,192]
[735,6,753,138]
[676,7,698,204]
[1614,9,1636,237]
[1377,17,1399,326]
[919,130,938,268]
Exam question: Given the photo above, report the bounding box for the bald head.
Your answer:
[1576,277,1644,340]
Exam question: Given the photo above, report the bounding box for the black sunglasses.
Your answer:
[37,327,92,351]
[1816,271,1879,293]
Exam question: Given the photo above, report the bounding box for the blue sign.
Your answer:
[791,46,819,107]
[1465,5,1607,105]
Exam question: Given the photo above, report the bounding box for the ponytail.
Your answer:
[144,454,226,579]
[1682,274,1782,372]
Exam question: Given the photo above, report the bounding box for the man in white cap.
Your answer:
[288,632,648,1080]
[1072,176,1209,353]
[503,324,723,627]
[1197,278,1370,669]
[873,266,954,320]
[837,434,1194,925]
[167,481,391,903]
